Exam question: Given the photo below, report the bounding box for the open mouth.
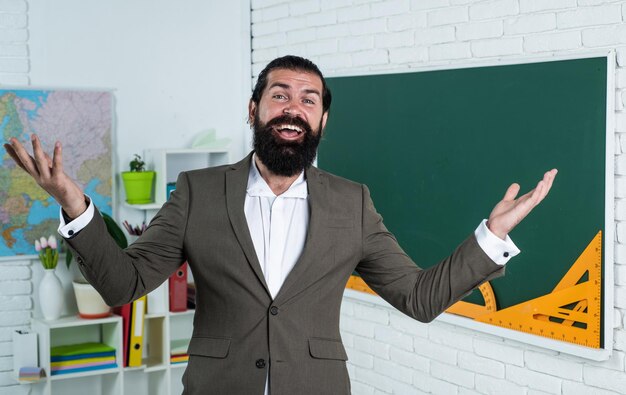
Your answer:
[273,124,304,140]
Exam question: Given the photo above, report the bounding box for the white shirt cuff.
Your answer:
[474,219,520,266]
[57,195,95,238]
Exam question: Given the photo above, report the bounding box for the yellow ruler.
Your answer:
[446,282,497,319]
[346,275,376,295]
[475,231,602,348]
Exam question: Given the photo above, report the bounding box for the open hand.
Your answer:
[487,169,558,240]
[3,134,86,218]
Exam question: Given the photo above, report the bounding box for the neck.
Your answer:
[254,155,302,196]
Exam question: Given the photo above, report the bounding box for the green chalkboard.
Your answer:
[319,57,607,328]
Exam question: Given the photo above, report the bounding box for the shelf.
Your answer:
[169,363,188,369]
[36,315,120,329]
[49,367,120,381]
[144,148,229,207]
[169,309,195,317]
[144,363,168,373]
[145,312,167,319]
[123,364,147,372]
[123,202,161,210]
[31,315,124,395]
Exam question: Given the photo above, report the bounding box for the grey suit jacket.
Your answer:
[65,152,505,395]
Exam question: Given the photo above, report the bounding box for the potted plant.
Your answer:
[121,154,156,204]
[65,212,128,318]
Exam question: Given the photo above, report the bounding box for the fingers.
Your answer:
[51,141,64,177]
[529,179,545,206]
[6,137,39,176]
[3,143,28,172]
[5,135,62,183]
[530,169,558,207]
[539,169,557,201]
[31,134,51,179]
[502,183,520,201]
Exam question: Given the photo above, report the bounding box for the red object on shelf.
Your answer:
[169,263,188,312]
[112,303,131,367]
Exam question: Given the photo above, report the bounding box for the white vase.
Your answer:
[39,269,64,320]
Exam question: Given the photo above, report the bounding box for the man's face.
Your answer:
[249,68,328,177]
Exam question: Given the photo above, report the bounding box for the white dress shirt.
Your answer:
[244,157,309,299]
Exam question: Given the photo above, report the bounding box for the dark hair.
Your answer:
[251,55,332,114]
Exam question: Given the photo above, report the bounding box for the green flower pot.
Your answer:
[121,171,156,204]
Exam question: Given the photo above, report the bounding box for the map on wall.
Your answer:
[0,90,113,258]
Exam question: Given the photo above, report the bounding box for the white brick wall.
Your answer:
[0,17,31,395]
[250,0,626,394]
[0,0,28,89]
[0,259,32,391]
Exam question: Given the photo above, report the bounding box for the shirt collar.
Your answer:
[246,154,308,199]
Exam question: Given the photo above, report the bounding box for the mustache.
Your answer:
[264,115,313,135]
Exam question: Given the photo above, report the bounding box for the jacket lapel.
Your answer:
[225,153,271,297]
[274,165,330,304]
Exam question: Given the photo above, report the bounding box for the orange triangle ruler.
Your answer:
[471,231,602,348]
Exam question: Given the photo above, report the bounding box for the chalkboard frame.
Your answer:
[323,51,615,361]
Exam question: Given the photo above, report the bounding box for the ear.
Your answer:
[248,100,257,126]
[321,111,329,133]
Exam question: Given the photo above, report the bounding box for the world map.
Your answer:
[0,90,112,258]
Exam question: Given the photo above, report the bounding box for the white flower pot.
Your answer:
[39,269,64,320]
[72,282,111,319]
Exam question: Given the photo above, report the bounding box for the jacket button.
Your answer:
[270,306,279,315]
[255,359,266,368]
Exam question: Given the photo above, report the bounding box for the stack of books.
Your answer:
[170,338,190,365]
[50,342,117,376]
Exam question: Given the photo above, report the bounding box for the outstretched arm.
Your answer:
[4,134,87,218]
[487,169,558,240]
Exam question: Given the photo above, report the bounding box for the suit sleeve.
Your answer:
[355,185,505,323]
[64,172,190,307]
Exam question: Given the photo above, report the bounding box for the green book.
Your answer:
[51,342,115,357]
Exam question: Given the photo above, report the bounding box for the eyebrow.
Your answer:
[268,82,321,97]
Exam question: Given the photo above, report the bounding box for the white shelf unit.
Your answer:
[142,148,230,207]
[123,308,194,395]
[119,148,227,394]
[30,309,196,394]
[31,315,124,395]
[27,148,225,395]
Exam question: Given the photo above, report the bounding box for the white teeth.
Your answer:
[277,124,303,133]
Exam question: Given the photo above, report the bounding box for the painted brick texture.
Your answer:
[0,0,28,85]
[0,260,32,390]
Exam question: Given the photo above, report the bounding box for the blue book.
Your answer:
[51,351,116,362]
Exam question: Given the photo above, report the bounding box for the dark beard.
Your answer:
[252,113,322,177]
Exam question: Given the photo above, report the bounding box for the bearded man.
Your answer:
[4,55,556,395]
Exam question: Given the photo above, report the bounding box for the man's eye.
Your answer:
[273,94,286,100]
[303,99,315,104]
